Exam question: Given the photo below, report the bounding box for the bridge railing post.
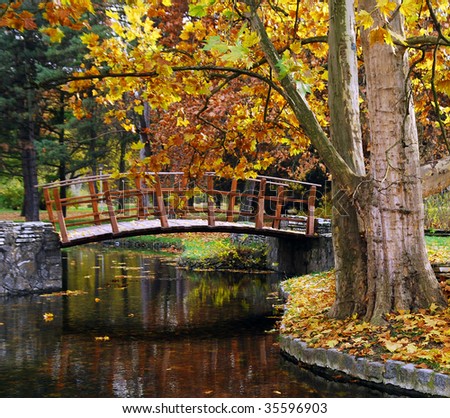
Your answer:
[255,178,266,229]
[134,176,146,219]
[226,178,238,222]
[206,174,216,227]
[102,179,120,234]
[52,187,69,243]
[154,174,169,228]
[43,188,56,228]
[306,185,317,235]
[88,180,101,225]
[272,185,286,229]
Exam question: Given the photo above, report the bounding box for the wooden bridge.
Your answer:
[39,172,323,247]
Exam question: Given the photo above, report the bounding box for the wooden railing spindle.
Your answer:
[255,178,266,229]
[206,175,216,227]
[306,185,316,235]
[88,180,101,225]
[102,179,120,234]
[272,185,285,229]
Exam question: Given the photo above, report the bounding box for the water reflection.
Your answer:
[0,245,395,397]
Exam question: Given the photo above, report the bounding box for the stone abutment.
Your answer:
[0,222,62,295]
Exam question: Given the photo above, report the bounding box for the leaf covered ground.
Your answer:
[280,237,450,374]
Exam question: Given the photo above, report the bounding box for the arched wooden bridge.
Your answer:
[39,172,325,247]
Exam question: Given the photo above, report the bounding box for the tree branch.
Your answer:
[421,155,450,198]
[243,1,361,191]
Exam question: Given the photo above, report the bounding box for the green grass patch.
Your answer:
[179,234,268,271]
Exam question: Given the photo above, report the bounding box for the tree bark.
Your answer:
[327,0,368,319]
[246,0,447,323]
[358,0,446,323]
[20,90,40,222]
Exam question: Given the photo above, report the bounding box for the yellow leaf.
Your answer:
[377,0,397,17]
[290,41,303,54]
[41,27,65,43]
[43,312,54,322]
[131,141,145,150]
[326,339,339,348]
[400,0,419,16]
[369,27,388,45]
[162,0,172,5]
[405,343,418,354]
[356,10,374,30]
[383,340,403,352]
[95,336,110,341]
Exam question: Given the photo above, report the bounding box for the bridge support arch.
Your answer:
[0,222,62,295]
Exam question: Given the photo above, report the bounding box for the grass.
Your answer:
[424,191,450,231]
[178,233,268,271]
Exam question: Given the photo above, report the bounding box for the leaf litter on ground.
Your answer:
[280,266,450,374]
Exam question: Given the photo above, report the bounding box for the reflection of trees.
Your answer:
[40,333,282,397]
[61,247,278,335]
[186,271,276,312]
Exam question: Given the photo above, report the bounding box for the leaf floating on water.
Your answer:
[273,390,282,395]
[95,336,110,341]
[40,290,88,297]
[43,312,54,322]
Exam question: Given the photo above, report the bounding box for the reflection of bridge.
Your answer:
[39,172,323,247]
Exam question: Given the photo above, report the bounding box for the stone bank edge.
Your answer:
[278,283,450,397]
[280,332,450,397]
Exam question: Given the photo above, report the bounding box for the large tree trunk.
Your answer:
[327,0,368,319]
[247,0,447,323]
[357,0,446,323]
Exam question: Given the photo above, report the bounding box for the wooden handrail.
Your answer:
[38,171,322,242]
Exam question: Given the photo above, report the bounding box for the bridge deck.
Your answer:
[63,218,316,247]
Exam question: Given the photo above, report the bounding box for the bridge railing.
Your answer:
[39,172,320,243]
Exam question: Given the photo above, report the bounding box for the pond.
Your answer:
[0,244,397,398]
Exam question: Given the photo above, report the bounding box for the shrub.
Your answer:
[0,178,24,210]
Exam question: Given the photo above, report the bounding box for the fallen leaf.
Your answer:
[95,336,110,341]
[43,313,54,322]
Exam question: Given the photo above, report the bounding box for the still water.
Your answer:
[0,245,393,397]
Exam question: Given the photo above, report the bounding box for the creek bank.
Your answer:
[278,269,450,398]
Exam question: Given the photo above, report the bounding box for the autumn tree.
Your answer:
[4,0,450,323]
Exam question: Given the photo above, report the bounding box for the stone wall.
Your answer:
[0,222,62,295]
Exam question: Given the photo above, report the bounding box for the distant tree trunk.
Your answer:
[58,91,67,216]
[139,101,152,159]
[20,87,40,221]
[20,123,39,221]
